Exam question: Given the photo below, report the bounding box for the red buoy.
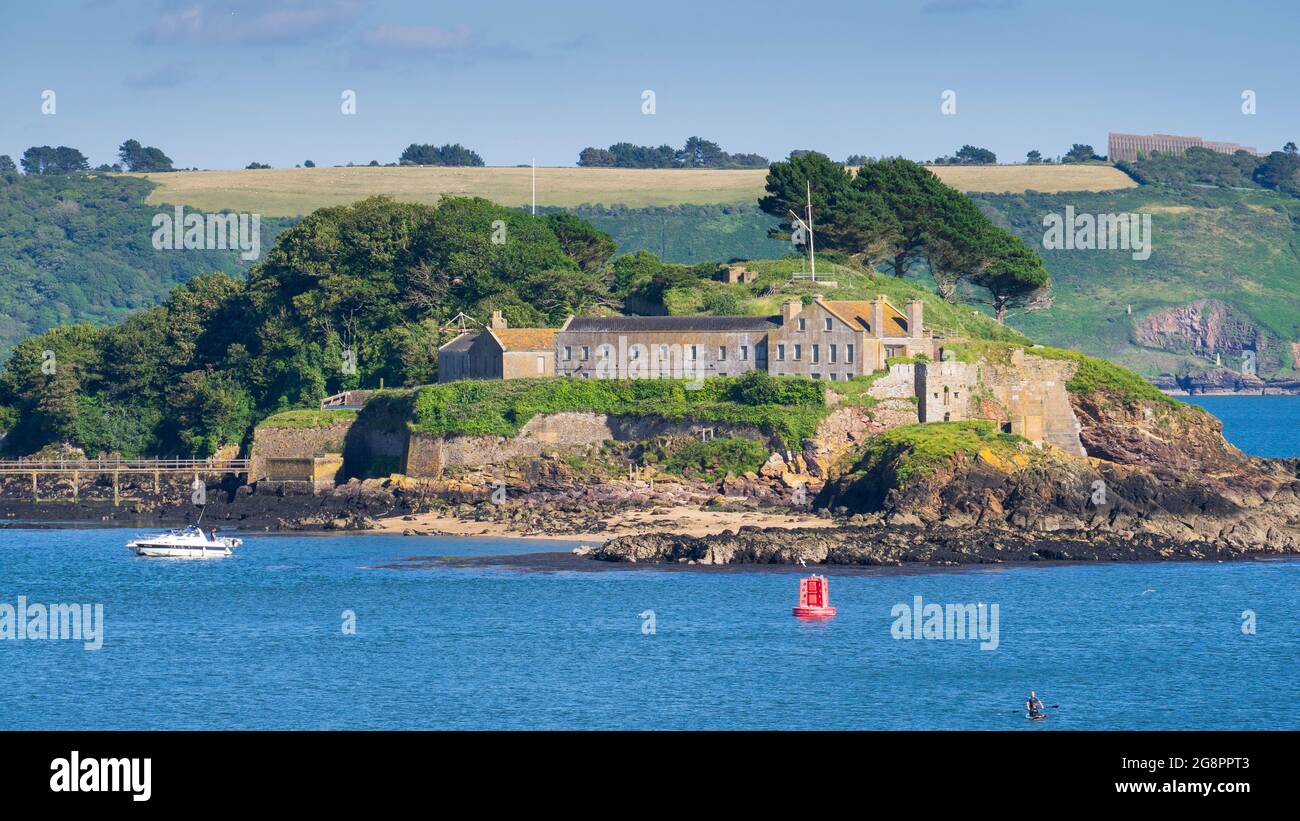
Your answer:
[792,574,837,618]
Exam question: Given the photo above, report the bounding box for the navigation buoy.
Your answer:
[792,574,837,618]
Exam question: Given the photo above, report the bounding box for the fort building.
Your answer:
[437,310,556,383]
[767,295,933,380]
[553,315,776,379]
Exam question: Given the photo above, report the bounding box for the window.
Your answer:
[798,318,806,331]
[740,345,749,361]
[811,344,820,363]
[828,373,837,381]
[536,356,545,374]
[630,346,640,359]
[793,344,802,361]
[718,346,727,361]
[689,345,698,360]
[564,346,572,361]
[812,373,821,379]
[660,344,669,360]
[825,318,833,331]
[846,344,854,363]
[777,344,786,361]
[830,344,837,363]
[581,346,589,361]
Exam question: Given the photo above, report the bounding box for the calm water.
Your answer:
[0,396,1296,730]
[1183,395,1300,457]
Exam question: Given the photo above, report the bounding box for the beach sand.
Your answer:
[370,506,836,542]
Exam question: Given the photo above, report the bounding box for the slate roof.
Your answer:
[439,332,480,352]
[563,315,779,333]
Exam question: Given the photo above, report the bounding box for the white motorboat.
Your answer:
[126,525,242,558]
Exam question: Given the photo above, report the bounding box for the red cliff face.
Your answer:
[1134,299,1279,373]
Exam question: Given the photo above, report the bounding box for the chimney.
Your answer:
[871,295,886,339]
[490,310,507,330]
[781,299,801,325]
[907,299,924,339]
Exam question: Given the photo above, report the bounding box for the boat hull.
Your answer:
[128,543,233,558]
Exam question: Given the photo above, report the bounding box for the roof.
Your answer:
[491,328,557,352]
[439,332,480,353]
[562,315,779,334]
[819,300,909,337]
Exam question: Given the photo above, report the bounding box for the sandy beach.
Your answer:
[371,505,836,542]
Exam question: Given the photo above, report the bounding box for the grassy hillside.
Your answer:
[659,254,1031,344]
[974,185,1300,378]
[129,163,1135,216]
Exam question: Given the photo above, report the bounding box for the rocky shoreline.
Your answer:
[588,522,1294,566]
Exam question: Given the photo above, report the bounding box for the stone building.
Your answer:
[915,350,1085,455]
[553,315,777,379]
[437,311,556,383]
[766,295,933,380]
[1107,131,1262,164]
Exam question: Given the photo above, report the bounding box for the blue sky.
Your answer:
[1,0,1295,169]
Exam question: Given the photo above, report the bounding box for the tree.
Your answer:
[304,160,316,168]
[759,151,854,244]
[20,145,89,175]
[399,143,485,167]
[1284,142,1297,155]
[1063,144,1097,163]
[118,139,175,172]
[1026,150,1042,164]
[0,155,15,173]
[577,147,616,167]
[246,162,271,169]
[971,231,1051,323]
[543,212,615,273]
[954,145,997,164]
[1254,150,1300,196]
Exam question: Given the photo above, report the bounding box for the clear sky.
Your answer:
[1,0,1295,169]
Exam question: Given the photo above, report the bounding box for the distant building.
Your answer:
[1107,132,1263,164]
[437,311,556,383]
[767,295,931,380]
[555,315,777,379]
[717,265,758,284]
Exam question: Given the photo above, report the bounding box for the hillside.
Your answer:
[127,163,1136,216]
[973,185,1300,381]
[0,172,289,354]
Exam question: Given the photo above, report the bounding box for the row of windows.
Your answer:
[793,317,840,333]
[562,345,751,362]
[775,343,853,363]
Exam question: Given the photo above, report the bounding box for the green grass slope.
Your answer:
[973,185,1300,379]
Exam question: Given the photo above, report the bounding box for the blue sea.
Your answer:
[0,396,1296,730]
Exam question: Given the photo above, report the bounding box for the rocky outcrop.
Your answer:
[593,523,1282,566]
[1135,299,1279,373]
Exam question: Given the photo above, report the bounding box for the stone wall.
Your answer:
[249,420,354,481]
[404,412,777,478]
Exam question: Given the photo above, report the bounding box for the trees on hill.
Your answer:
[576,138,768,169]
[1063,144,1099,163]
[118,139,174,172]
[760,152,1049,322]
[0,196,617,457]
[399,143,485,167]
[932,145,997,165]
[20,146,89,175]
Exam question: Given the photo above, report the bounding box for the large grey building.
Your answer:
[554,315,777,380]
